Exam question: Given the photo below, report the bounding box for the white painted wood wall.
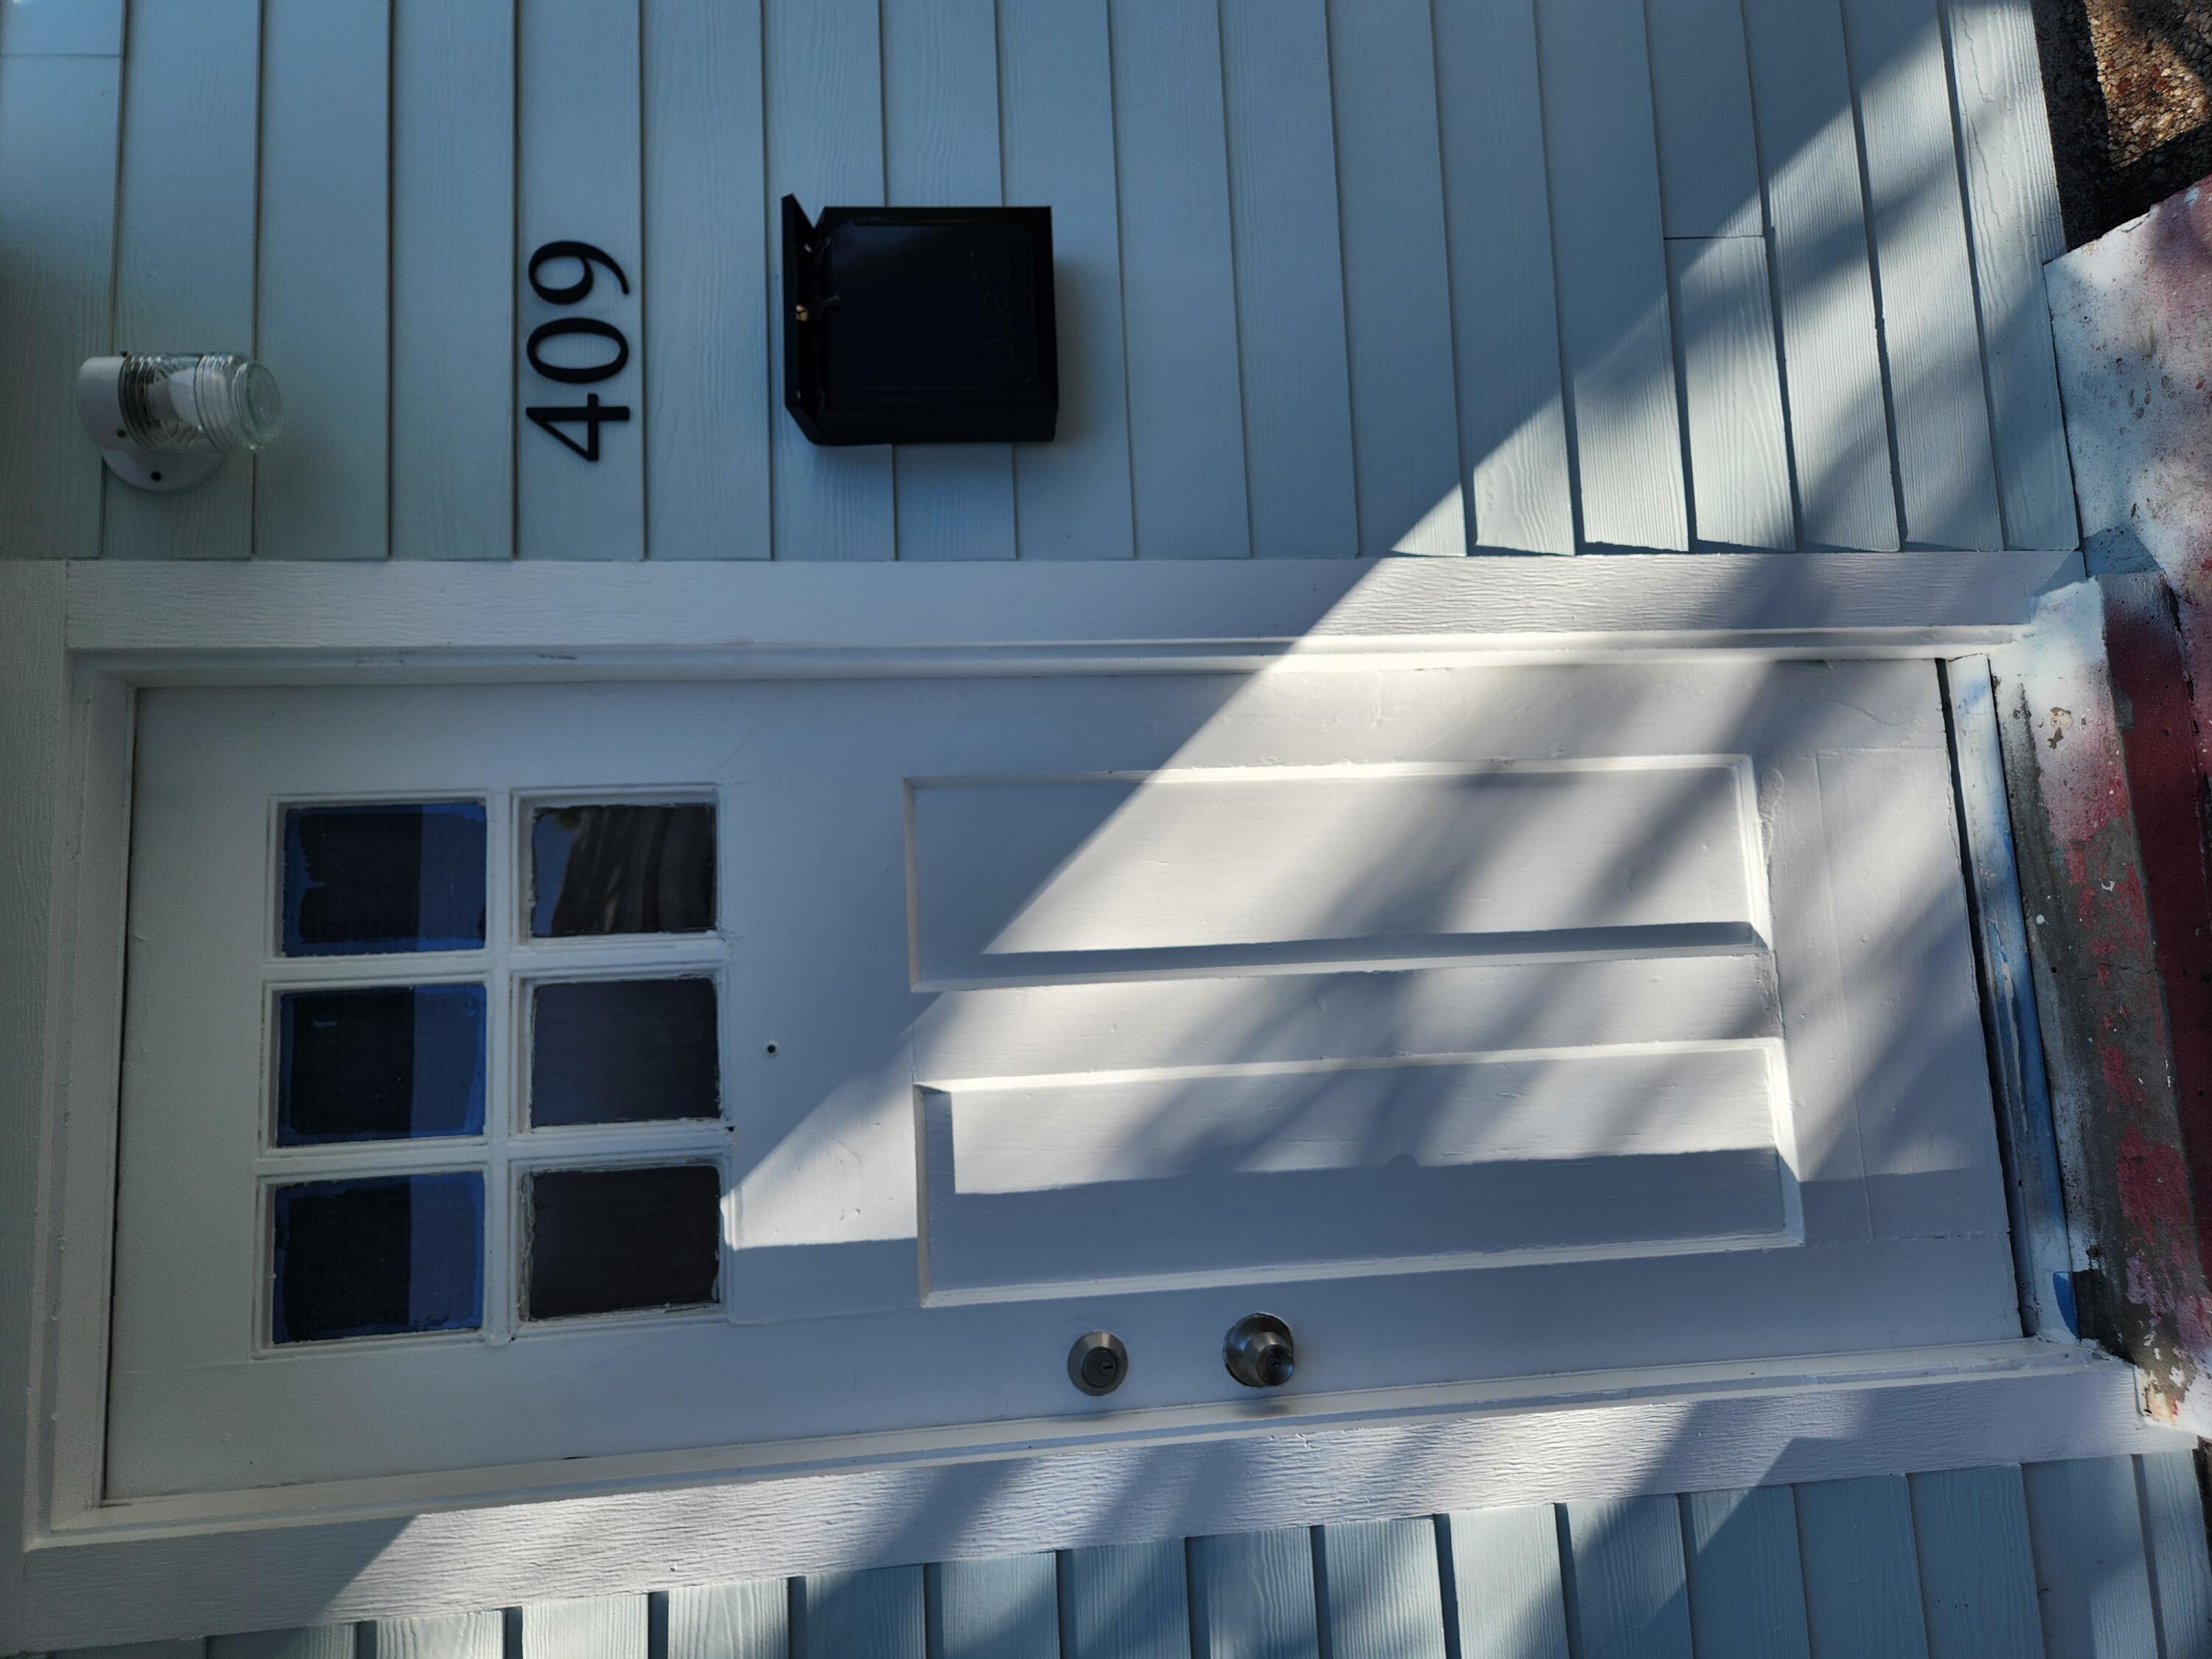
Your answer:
[0,0,2073,565]
[34,1455,2212,1658]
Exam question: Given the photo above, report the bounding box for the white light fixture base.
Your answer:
[97,446,224,493]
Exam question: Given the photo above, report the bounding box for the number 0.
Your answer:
[526,318,629,384]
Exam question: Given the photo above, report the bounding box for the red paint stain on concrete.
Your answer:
[2118,1123,2198,1236]
[2045,194,2212,1421]
[2010,591,2211,1417]
[2104,578,2212,1285]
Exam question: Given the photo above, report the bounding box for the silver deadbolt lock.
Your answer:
[1068,1329,1129,1395]
[1224,1312,1295,1388]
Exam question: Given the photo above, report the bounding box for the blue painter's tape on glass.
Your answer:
[276,984,487,1145]
[271,1172,484,1344]
[282,801,487,956]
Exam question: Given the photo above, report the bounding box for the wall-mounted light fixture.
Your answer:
[77,353,282,491]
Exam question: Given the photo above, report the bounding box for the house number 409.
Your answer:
[524,240,632,462]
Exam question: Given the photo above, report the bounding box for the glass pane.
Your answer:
[282,801,487,956]
[276,984,487,1145]
[530,977,720,1127]
[523,1164,720,1321]
[271,1172,484,1343]
[529,801,715,937]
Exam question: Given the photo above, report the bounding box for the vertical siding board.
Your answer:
[995,0,1133,561]
[1441,1506,1571,1659]
[1679,1487,1812,1659]
[1739,0,1899,550]
[516,0,644,561]
[795,1568,925,1659]
[1792,1476,1931,1659]
[1669,238,1793,549]
[0,53,118,562]
[102,0,259,563]
[208,1630,356,1659]
[1941,0,2076,549]
[1644,0,1763,237]
[514,1596,648,1659]
[1430,0,1575,557]
[1325,0,1464,557]
[763,0,894,562]
[1561,1498,1694,1659]
[880,0,1018,563]
[255,0,389,562]
[666,1580,789,1659]
[644,0,770,561]
[1838,0,2004,549]
[2140,1453,2212,1655]
[2023,1457,2161,1658]
[1315,1517,1447,1659]
[1217,0,1358,560]
[364,1610,503,1659]
[1533,0,1688,551]
[928,1554,1060,1658]
[1058,1540,1192,1659]
[1907,1465,2044,1659]
[1188,1528,1321,1659]
[1644,0,1790,549]
[392,0,514,562]
[0,0,122,53]
[1107,0,1250,560]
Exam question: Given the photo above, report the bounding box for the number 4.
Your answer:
[525,394,631,462]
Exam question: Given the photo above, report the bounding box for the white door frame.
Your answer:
[6,552,2180,1652]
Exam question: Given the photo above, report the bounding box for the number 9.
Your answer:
[528,240,630,305]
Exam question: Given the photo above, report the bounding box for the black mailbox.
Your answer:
[781,196,1058,447]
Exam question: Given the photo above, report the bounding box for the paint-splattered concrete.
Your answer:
[1993,582,2212,1426]
[2048,176,2212,665]
[2045,195,2212,1412]
[2101,574,2212,1255]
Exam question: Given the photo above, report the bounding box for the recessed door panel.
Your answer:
[908,760,1762,984]
[919,1041,1797,1301]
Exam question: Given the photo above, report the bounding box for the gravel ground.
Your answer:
[2034,0,2212,243]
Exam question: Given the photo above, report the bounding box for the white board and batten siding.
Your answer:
[38,1454,2212,1658]
[1,0,2067,563]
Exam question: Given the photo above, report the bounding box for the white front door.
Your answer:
[107,657,2017,1496]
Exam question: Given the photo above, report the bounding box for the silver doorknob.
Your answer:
[1223,1313,1295,1388]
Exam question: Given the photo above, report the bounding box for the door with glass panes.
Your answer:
[108,662,2020,1497]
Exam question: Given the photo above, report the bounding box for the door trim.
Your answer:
[7,552,2155,1651]
[70,549,2076,669]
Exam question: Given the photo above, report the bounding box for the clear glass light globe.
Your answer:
[117,355,283,453]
